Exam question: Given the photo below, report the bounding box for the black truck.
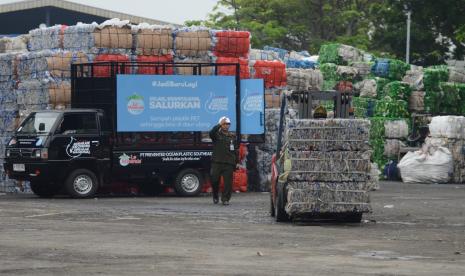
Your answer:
[3,62,264,198]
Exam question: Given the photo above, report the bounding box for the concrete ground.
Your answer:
[0,181,464,276]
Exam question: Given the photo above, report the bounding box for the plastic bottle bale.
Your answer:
[63,23,98,51]
[319,63,338,81]
[212,30,250,58]
[371,58,390,78]
[94,19,133,50]
[426,137,465,183]
[216,56,250,79]
[387,59,410,80]
[249,49,280,61]
[174,27,212,58]
[448,67,465,83]
[286,68,323,91]
[383,139,405,158]
[384,119,409,139]
[48,80,71,109]
[374,96,409,118]
[0,35,29,53]
[92,54,131,77]
[250,60,286,88]
[336,66,358,81]
[46,51,89,79]
[135,55,174,75]
[263,46,289,60]
[15,80,49,108]
[438,82,464,114]
[318,43,342,65]
[383,81,412,101]
[28,25,67,51]
[355,79,377,98]
[174,56,214,76]
[367,162,381,191]
[423,66,449,92]
[132,24,174,56]
[0,53,17,82]
[351,61,374,79]
[429,116,465,139]
[408,91,425,112]
[337,44,364,64]
[403,69,424,90]
[353,97,377,118]
[255,147,273,192]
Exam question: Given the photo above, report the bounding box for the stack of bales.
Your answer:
[279,118,372,216]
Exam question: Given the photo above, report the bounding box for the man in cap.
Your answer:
[209,116,238,205]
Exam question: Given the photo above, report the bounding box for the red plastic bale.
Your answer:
[252,60,287,88]
[214,31,250,58]
[336,81,353,93]
[136,55,174,75]
[93,54,131,77]
[216,56,250,79]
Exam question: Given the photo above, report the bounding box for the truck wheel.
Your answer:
[275,183,290,222]
[174,168,203,196]
[30,181,58,198]
[270,192,275,217]
[65,169,99,198]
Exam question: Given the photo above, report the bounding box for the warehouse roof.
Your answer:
[0,0,179,25]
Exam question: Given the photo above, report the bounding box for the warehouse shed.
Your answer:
[0,0,179,36]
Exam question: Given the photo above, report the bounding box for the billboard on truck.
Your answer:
[117,75,237,132]
[117,75,265,134]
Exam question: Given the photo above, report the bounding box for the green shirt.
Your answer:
[209,124,237,165]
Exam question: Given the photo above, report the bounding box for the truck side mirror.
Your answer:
[39,123,45,131]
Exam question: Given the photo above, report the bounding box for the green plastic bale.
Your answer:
[374,96,410,118]
[424,90,440,114]
[387,59,410,80]
[352,97,377,118]
[368,77,390,99]
[322,80,338,91]
[319,63,338,81]
[383,81,412,101]
[318,43,342,65]
[423,66,449,92]
[439,82,465,114]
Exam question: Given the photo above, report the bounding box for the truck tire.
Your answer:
[270,192,275,217]
[174,168,203,196]
[65,169,99,198]
[275,183,290,222]
[30,181,58,198]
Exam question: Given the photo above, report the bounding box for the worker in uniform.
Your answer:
[209,116,237,205]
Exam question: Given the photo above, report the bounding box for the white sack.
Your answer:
[398,147,453,183]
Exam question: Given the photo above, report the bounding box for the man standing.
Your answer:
[209,116,237,205]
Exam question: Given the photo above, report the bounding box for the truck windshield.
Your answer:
[17,112,60,134]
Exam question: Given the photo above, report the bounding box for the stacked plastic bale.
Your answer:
[212,30,250,79]
[285,50,317,69]
[422,66,449,114]
[286,68,323,92]
[132,23,174,75]
[426,116,465,183]
[279,119,372,216]
[173,27,214,75]
[0,35,29,53]
[403,66,425,112]
[0,53,20,192]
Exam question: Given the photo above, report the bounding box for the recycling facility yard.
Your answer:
[0,181,464,276]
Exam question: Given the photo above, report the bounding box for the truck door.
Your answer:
[49,112,102,162]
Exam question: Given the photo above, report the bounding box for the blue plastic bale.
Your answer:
[286,59,316,69]
[372,59,390,78]
[263,46,288,60]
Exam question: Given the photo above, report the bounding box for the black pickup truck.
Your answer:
[4,62,264,198]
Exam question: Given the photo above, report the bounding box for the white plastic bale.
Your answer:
[336,66,358,80]
[351,62,372,78]
[355,79,377,98]
[174,56,214,75]
[398,146,453,184]
[384,119,409,139]
[383,139,406,157]
[429,116,465,139]
[63,23,97,50]
[15,80,49,107]
[28,25,65,51]
[0,35,29,53]
[249,49,280,61]
[403,69,424,90]
[338,44,363,63]
[426,137,465,183]
[448,67,465,83]
[286,68,323,91]
[367,162,381,191]
[255,147,272,191]
[0,53,18,81]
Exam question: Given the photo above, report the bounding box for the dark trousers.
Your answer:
[211,162,234,202]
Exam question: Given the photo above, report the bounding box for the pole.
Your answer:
[406,11,411,64]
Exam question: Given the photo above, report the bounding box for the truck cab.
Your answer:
[4,109,110,198]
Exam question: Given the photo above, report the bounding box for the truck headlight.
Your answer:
[33,148,48,159]
[5,149,10,158]
[34,149,41,158]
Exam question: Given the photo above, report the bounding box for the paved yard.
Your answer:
[0,182,464,275]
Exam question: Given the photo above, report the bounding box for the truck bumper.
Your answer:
[3,161,59,182]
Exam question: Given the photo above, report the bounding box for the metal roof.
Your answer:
[0,0,181,26]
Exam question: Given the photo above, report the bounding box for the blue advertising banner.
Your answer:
[240,79,265,134]
[117,75,236,132]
